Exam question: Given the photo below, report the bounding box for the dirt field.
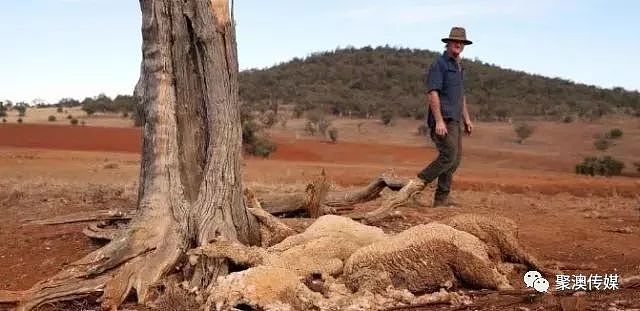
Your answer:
[2,107,135,128]
[1,118,639,310]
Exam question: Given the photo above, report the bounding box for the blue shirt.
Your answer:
[425,51,465,128]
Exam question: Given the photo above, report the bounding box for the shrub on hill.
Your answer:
[575,156,625,176]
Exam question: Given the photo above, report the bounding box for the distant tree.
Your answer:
[57,106,64,113]
[318,118,331,136]
[245,137,277,158]
[57,98,81,108]
[81,97,95,116]
[14,102,27,117]
[67,114,73,120]
[242,119,259,146]
[0,102,7,117]
[240,114,276,158]
[304,120,317,136]
[306,109,325,125]
[380,109,394,126]
[48,115,56,122]
[514,123,534,144]
[82,98,97,116]
[17,118,23,123]
[305,109,331,136]
[293,105,305,118]
[261,110,277,128]
[31,98,47,107]
[634,161,640,173]
[113,95,136,113]
[2,118,6,123]
[328,127,338,143]
[70,118,79,125]
[94,93,113,111]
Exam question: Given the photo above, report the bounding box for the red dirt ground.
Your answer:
[2,123,638,197]
[1,123,639,310]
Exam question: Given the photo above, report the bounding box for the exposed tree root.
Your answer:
[248,207,297,247]
[244,189,297,247]
[362,179,426,224]
[258,171,330,217]
[323,175,408,208]
[621,275,640,289]
[9,170,572,310]
[25,173,410,233]
[0,274,110,311]
[544,261,598,271]
[26,209,135,225]
[2,201,183,311]
[7,202,564,311]
[82,221,121,241]
[259,173,409,217]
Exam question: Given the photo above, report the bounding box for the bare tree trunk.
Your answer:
[0,1,259,310]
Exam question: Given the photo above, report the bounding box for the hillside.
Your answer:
[239,46,640,121]
[4,46,638,122]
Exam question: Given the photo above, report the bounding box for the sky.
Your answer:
[1,0,639,104]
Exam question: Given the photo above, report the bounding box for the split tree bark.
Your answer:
[0,1,260,310]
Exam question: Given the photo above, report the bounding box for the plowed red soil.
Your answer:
[1,123,639,310]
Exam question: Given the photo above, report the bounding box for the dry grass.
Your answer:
[3,107,134,127]
[153,284,199,311]
[269,116,640,174]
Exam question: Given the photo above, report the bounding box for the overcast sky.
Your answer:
[1,0,638,103]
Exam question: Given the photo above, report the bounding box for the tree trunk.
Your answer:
[0,1,259,310]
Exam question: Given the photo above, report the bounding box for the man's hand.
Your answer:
[435,120,448,136]
[464,119,473,135]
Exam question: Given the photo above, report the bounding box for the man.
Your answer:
[417,27,473,207]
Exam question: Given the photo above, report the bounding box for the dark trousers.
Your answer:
[417,120,462,202]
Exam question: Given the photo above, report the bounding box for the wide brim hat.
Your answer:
[441,27,472,45]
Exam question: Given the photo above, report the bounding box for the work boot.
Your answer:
[417,172,429,184]
[432,196,460,208]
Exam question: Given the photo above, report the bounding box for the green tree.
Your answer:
[81,97,97,116]
[0,101,7,117]
[57,97,81,108]
[14,102,28,117]
[113,95,136,113]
